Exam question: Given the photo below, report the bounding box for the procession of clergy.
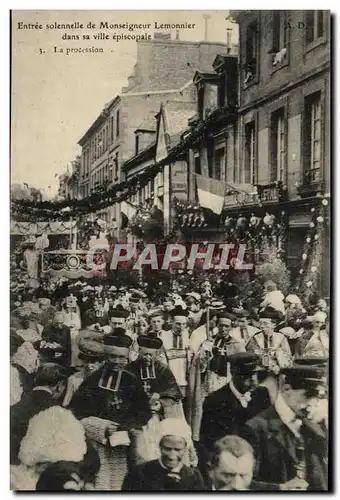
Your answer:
[10,277,329,491]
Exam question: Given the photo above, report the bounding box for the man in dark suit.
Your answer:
[241,358,328,491]
[200,353,272,453]
[10,362,70,464]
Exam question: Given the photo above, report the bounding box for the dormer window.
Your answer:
[193,71,219,120]
[212,55,238,108]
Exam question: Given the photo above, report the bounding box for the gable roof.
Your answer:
[162,100,197,143]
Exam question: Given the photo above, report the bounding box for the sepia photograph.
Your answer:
[10,9,330,491]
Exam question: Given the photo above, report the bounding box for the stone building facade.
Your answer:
[78,36,232,229]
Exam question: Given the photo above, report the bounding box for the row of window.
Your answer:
[245,11,325,84]
[194,91,322,186]
[244,92,321,185]
[129,179,155,205]
[81,110,120,173]
[89,152,120,190]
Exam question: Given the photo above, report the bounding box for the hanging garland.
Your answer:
[295,194,330,303]
[172,198,207,229]
[127,204,164,241]
[12,105,237,222]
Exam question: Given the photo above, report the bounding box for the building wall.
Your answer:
[123,40,234,93]
[235,10,330,295]
[238,11,330,110]
[78,37,232,226]
[237,10,330,197]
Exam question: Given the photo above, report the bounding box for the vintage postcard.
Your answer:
[10,10,330,491]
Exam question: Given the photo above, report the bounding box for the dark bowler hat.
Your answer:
[137,336,163,350]
[103,334,133,348]
[258,306,284,323]
[34,362,72,386]
[227,352,263,374]
[108,306,130,319]
[170,305,189,318]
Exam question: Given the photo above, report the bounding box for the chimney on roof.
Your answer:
[203,14,211,41]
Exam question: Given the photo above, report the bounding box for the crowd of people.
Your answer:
[10,273,329,491]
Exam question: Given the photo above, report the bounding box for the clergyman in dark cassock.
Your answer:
[126,336,183,465]
[127,336,182,409]
[241,358,329,491]
[70,334,151,490]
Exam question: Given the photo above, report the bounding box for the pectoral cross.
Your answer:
[110,394,123,410]
[219,345,229,357]
[142,381,152,394]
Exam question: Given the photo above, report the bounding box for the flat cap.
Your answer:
[227,352,263,374]
[281,359,328,393]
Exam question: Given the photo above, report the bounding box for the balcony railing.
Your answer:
[224,190,258,208]
[223,181,287,209]
[256,181,288,203]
